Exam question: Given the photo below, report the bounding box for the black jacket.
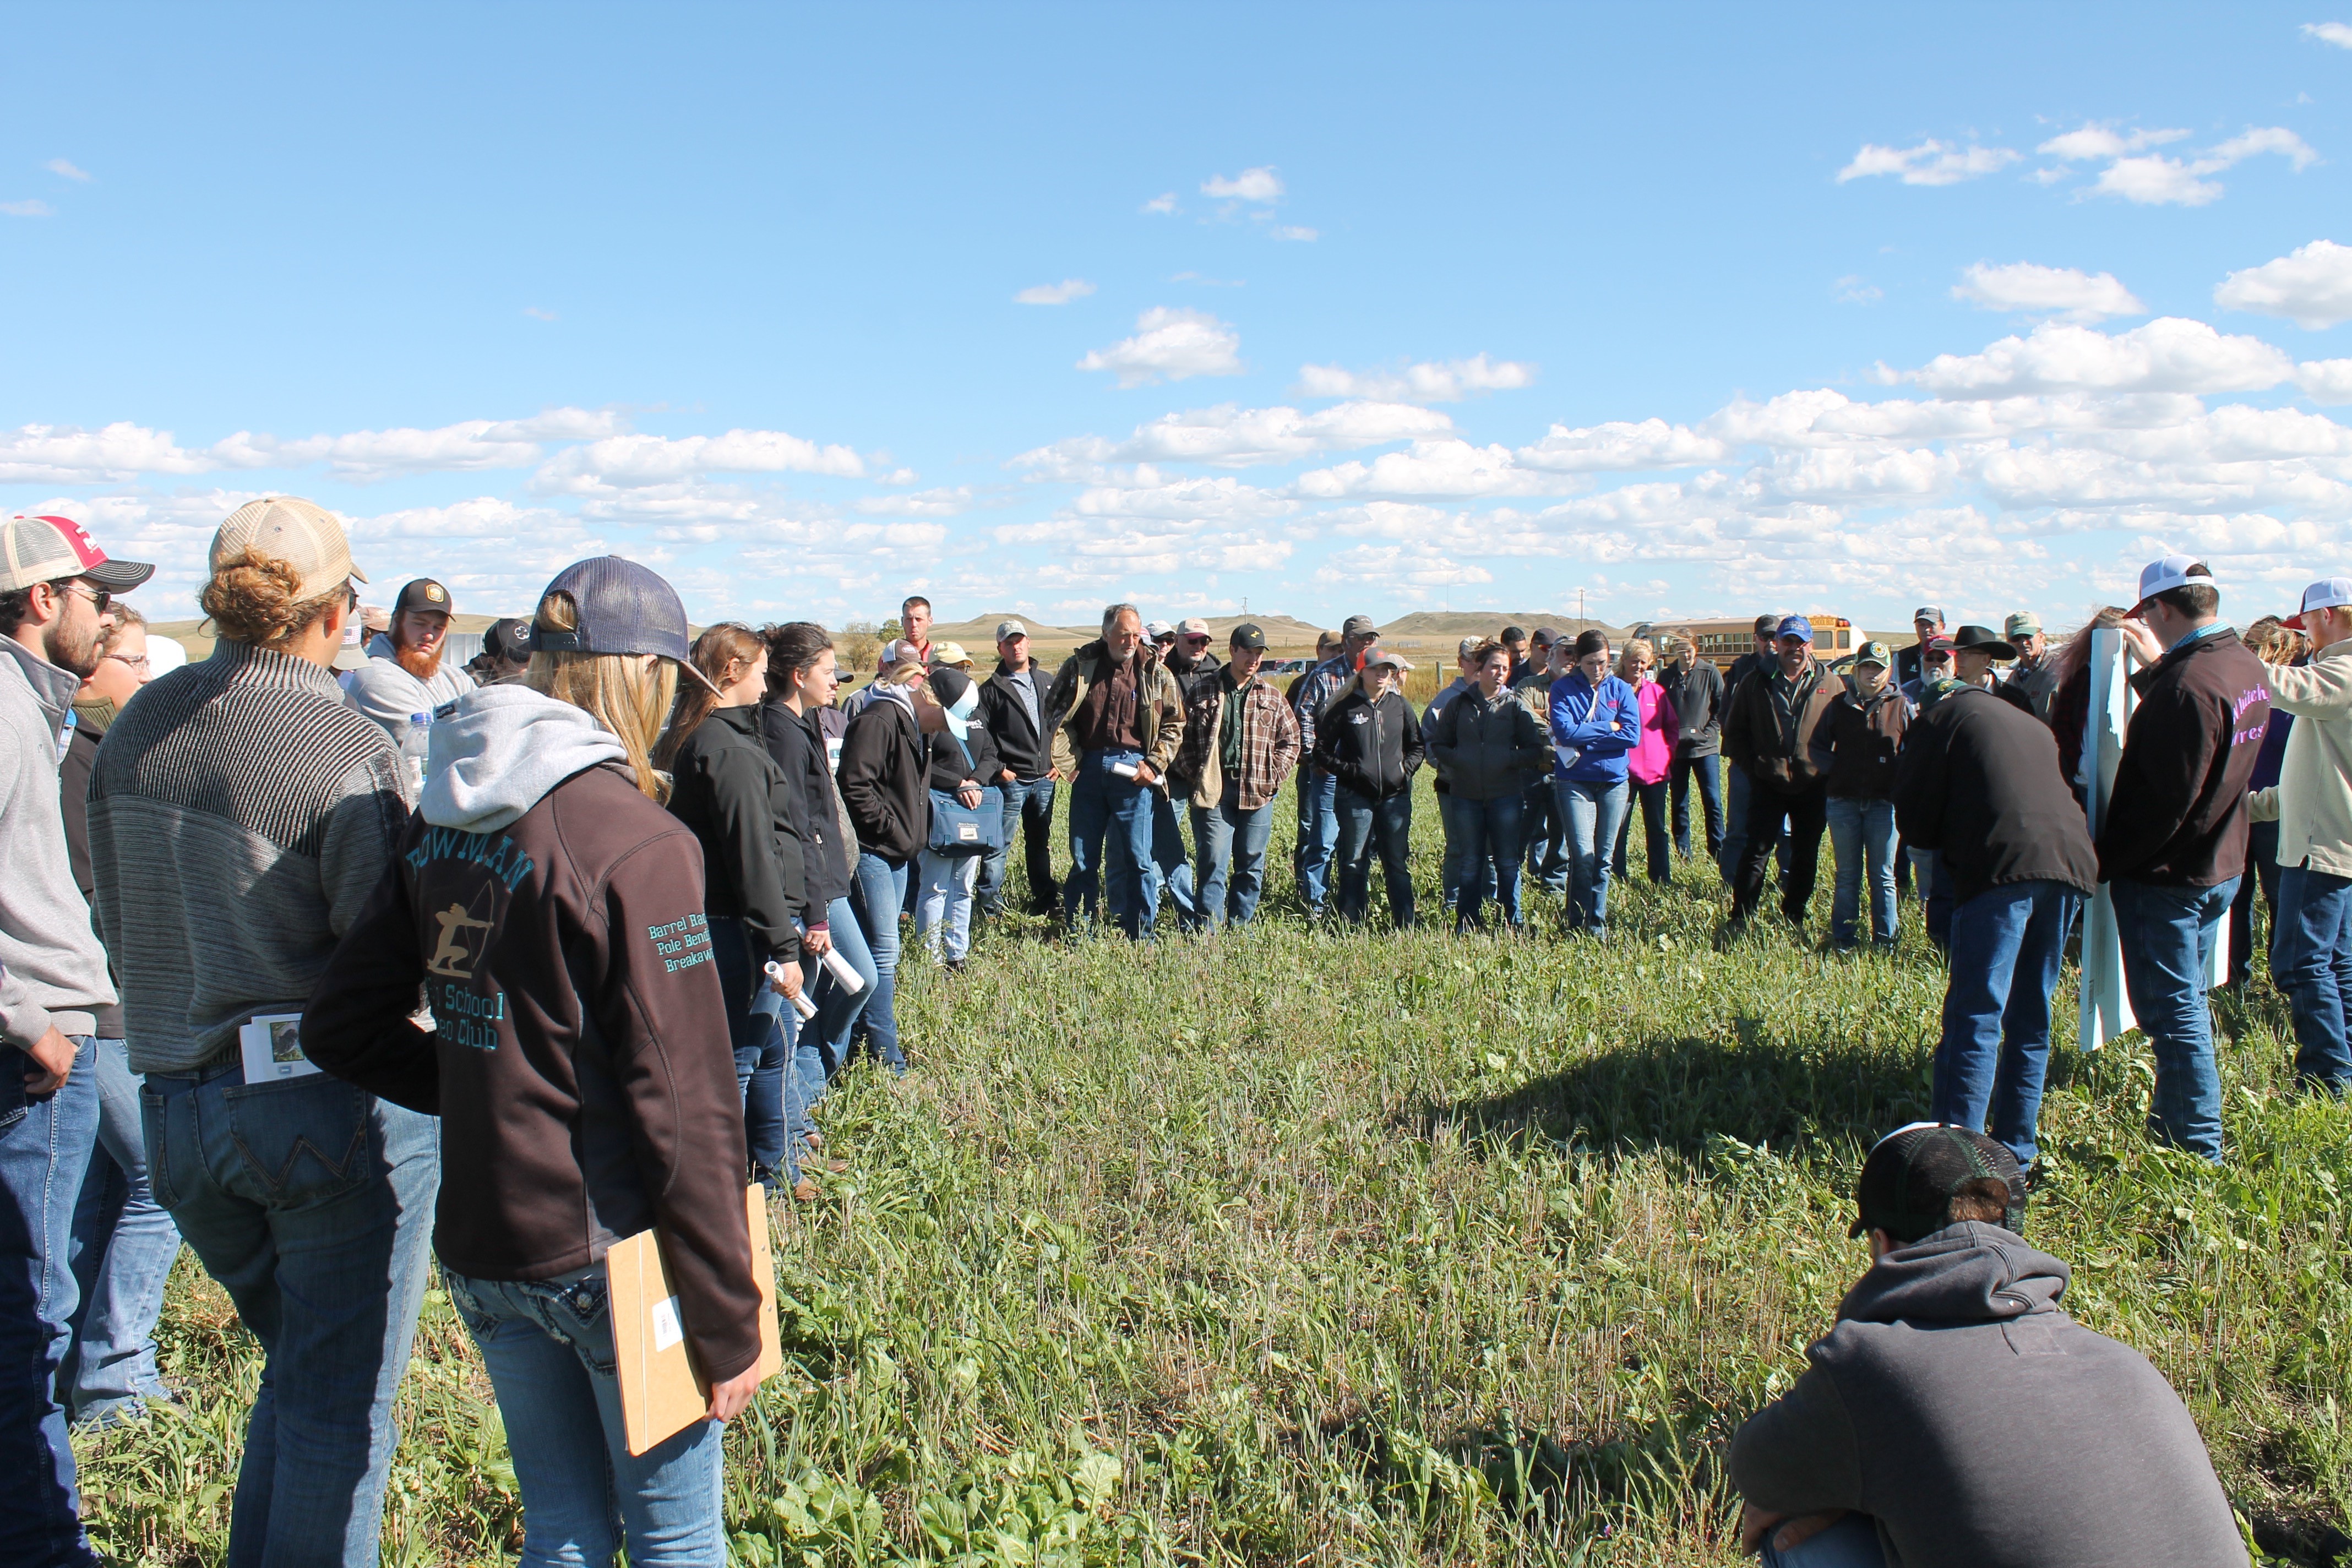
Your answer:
[837,689,930,864]
[1658,660,1725,757]
[665,705,805,966]
[2095,628,2271,888]
[1812,684,1909,800]
[1723,661,1842,794]
[1313,688,1424,801]
[926,721,1004,796]
[1423,685,1549,801]
[1893,687,2097,904]
[759,699,853,910]
[977,662,1053,780]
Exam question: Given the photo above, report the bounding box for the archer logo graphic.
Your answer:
[427,897,496,979]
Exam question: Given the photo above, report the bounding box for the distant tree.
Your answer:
[879,618,903,641]
[837,619,883,673]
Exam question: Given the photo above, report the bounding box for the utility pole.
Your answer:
[1578,587,1586,634]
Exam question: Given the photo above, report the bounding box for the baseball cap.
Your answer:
[1342,613,1380,640]
[1145,620,1175,641]
[210,497,364,603]
[527,556,716,693]
[1230,623,1268,650]
[1922,635,1956,657]
[1851,1123,2026,1244]
[2,514,156,595]
[2135,553,2215,606]
[333,620,369,671]
[1854,639,1892,667]
[929,640,973,668]
[1776,614,1814,643]
[1752,613,1779,634]
[1912,606,1943,625]
[483,617,532,662]
[1178,617,1210,638]
[1529,627,1560,646]
[1362,645,1413,671]
[1457,635,1483,658]
[2284,579,2352,630]
[2005,611,2041,638]
[394,579,454,616]
[994,619,1028,642]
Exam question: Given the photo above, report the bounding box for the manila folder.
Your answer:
[606,1185,784,1456]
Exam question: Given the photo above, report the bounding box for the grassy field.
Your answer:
[73,767,2352,1566]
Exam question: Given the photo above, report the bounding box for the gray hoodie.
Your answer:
[420,684,625,833]
[1730,1223,2245,1568]
[0,636,116,1048]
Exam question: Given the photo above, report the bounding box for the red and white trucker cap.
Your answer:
[2,515,156,594]
[2285,579,2352,631]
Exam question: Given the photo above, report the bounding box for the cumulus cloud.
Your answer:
[1313,541,1493,588]
[2307,21,2352,47]
[1294,439,1565,500]
[2084,126,2318,207]
[1952,261,2144,322]
[45,159,90,182]
[2,200,53,217]
[1272,226,1318,242]
[1297,355,1536,403]
[2298,360,2352,404]
[1015,279,1095,305]
[1076,307,1243,387]
[2214,239,2352,329]
[1516,418,1728,472]
[1891,318,2295,398]
[1141,192,1178,215]
[1836,140,2020,186]
[1014,400,1450,475]
[1201,166,1283,203]
[2037,124,2191,162]
[853,486,972,516]
[534,427,867,493]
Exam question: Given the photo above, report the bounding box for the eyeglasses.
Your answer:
[55,582,112,614]
[104,652,149,671]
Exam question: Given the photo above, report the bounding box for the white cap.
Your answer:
[994,619,1027,641]
[2285,578,2352,630]
[1145,619,1175,640]
[2135,553,2215,605]
[1178,617,1210,636]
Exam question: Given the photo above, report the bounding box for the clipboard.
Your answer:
[606,1184,783,1455]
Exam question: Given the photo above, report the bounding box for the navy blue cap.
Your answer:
[529,557,693,662]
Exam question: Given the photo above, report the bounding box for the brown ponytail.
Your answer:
[653,623,764,769]
[199,553,346,647]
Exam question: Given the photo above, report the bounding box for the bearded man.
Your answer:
[342,577,475,739]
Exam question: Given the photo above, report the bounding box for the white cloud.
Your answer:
[1296,354,1536,403]
[2086,126,2319,207]
[1076,307,1243,387]
[1201,166,1283,203]
[2299,360,2352,403]
[0,423,216,482]
[2036,124,2191,161]
[1836,140,2020,186]
[854,486,972,516]
[1015,279,1096,305]
[2,200,53,217]
[2307,21,2352,47]
[1294,438,1565,499]
[1272,226,1318,242]
[1834,275,1883,306]
[1516,418,1728,472]
[1141,192,1178,215]
[1952,261,2144,322]
[1015,400,1450,474]
[1314,541,1493,588]
[45,159,90,182]
[2214,239,2352,329]
[534,427,867,492]
[1894,318,2295,398]
[524,306,558,322]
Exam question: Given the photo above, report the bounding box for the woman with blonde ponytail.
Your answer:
[306,557,763,1565]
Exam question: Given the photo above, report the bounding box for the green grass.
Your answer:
[74,771,2352,1565]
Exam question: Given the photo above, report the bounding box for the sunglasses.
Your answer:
[57,582,113,614]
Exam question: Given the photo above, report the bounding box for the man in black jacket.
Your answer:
[2099,556,2271,1162]
[975,620,1059,919]
[1658,632,1725,862]
[1893,605,1946,690]
[1719,613,1784,883]
[1896,681,2097,1166]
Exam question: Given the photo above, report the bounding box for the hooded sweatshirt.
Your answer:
[666,704,806,967]
[0,635,116,1050]
[302,683,761,1384]
[1729,1223,2245,1568]
[342,629,476,739]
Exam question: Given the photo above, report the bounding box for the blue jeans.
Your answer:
[1147,786,1199,930]
[1294,767,1342,914]
[1556,776,1630,934]
[2111,876,2236,1161]
[846,854,910,1072]
[1067,750,1157,937]
[1670,748,1723,860]
[1932,880,2083,1167]
[1760,1513,1887,1567]
[804,894,878,1109]
[1436,791,1472,912]
[2229,818,2282,984]
[1523,775,1567,894]
[1,1036,99,1567]
[1825,796,1899,948]
[915,848,981,960]
[1612,777,1672,884]
[143,1064,439,1567]
[1191,785,1277,927]
[2272,864,2352,1091]
[65,1037,181,1426]
[977,775,1058,917]
[1452,792,1526,930]
[1333,788,1416,925]
[710,916,801,1185]
[446,1267,726,1566]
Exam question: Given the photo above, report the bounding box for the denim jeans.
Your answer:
[2271,863,2352,1091]
[804,893,878,1110]
[1825,796,1899,949]
[1760,1513,1887,1567]
[1436,790,1471,912]
[1067,750,1158,937]
[1452,791,1526,930]
[1333,788,1416,925]
[1669,748,1723,860]
[1523,775,1567,894]
[1932,880,2083,1167]
[445,1266,727,1566]
[1612,777,1672,884]
[1,1035,99,1567]
[710,916,801,1185]
[1293,767,1342,914]
[1557,776,1630,934]
[1191,785,1277,927]
[846,853,910,1072]
[1733,782,1827,926]
[65,1037,181,1426]
[143,1063,439,1567]
[1147,786,1199,930]
[915,848,981,960]
[2110,876,2236,1161]
[977,774,1058,917]
[2229,818,2282,984]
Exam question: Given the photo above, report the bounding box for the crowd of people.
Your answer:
[0,491,2326,1564]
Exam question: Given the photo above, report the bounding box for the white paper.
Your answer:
[1109,760,1139,778]
[1553,744,1582,772]
[649,1295,683,1352]
[239,1012,322,1083]
[819,946,867,995]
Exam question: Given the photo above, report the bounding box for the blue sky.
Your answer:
[6,3,2351,633]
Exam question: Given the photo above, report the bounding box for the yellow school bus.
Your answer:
[1634,617,1858,673]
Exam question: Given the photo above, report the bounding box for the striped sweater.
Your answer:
[86,640,415,1074]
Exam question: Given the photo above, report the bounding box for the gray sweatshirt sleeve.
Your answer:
[1727,1359,1864,1518]
[318,753,416,938]
[0,961,54,1050]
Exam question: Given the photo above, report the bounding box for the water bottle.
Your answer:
[400,711,433,794]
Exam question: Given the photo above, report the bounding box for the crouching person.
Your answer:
[305,558,764,1567]
[1730,1124,2246,1567]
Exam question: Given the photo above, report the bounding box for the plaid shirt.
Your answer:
[1292,650,1359,758]
[1172,669,1300,810]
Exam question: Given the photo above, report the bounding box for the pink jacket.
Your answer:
[1627,678,1680,786]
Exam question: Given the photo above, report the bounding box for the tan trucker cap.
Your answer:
[209,497,368,602]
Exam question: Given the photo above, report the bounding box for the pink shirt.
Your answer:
[1627,677,1680,785]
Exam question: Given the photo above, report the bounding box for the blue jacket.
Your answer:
[1548,672,1640,783]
